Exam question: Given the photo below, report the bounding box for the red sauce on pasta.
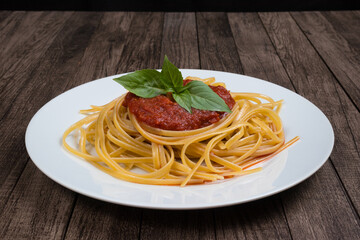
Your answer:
[123,80,235,131]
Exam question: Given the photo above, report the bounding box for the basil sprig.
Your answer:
[113,56,231,113]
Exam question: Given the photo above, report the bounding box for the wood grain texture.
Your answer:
[63,12,147,240]
[294,11,360,153]
[334,80,360,152]
[65,12,164,240]
[0,12,73,118]
[196,12,243,73]
[321,11,360,51]
[215,197,291,240]
[0,11,73,75]
[315,11,360,152]
[0,12,103,239]
[291,11,360,109]
[0,11,11,24]
[259,11,360,238]
[63,11,164,239]
[196,12,292,239]
[0,162,75,240]
[161,12,200,69]
[0,11,359,240]
[0,12,38,58]
[65,197,141,240]
[229,12,360,238]
[227,12,294,89]
[226,13,298,239]
[280,162,360,239]
[0,11,80,209]
[114,12,165,72]
[141,210,215,240]
[61,12,135,91]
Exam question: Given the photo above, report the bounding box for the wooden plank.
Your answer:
[160,12,200,69]
[280,162,360,239]
[334,80,360,151]
[225,13,300,239]
[64,11,165,240]
[0,11,11,23]
[63,12,150,240]
[0,12,104,239]
[321,11,360,49]
[0,10,358,239]
[141,210,215,240]
[227,12,294,89]
[0,11,72,77]
[0,11,73,118]
[229,11,360,239]
[0,12,34,57]
[61,12,135,90]
[259,12,360,238]
[63,12,164,239]
[314,11,360,151]
[0,11,77,209]
[196,12,292,239]
[215,197,291,240]
[65,197,141,240]
[291,11,360,109]
[139,12,215,240]
[113,12,165,73]
[196,12,243,73]
[0,162,75,240]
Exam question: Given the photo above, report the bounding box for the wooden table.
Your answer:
[0,11,359,239]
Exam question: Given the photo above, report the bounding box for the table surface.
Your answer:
[0,11,359,239]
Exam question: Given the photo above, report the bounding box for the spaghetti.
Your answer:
[63,77,299,186]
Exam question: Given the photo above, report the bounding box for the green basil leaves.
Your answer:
[113,56,231,113]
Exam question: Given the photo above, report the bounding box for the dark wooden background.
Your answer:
[1,0,359,11]
[0,10,359,239]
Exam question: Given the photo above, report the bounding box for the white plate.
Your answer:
[25,70,334,210]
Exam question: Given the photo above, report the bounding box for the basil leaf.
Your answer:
[161,55,184,91]
[186,81,232,113]
[113,69,169,98]
[173,90,192,113]
[113,56,232,114]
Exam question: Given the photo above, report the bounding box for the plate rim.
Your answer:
[25,69,335,210]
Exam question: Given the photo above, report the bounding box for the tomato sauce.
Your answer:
[122,81,235,131]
